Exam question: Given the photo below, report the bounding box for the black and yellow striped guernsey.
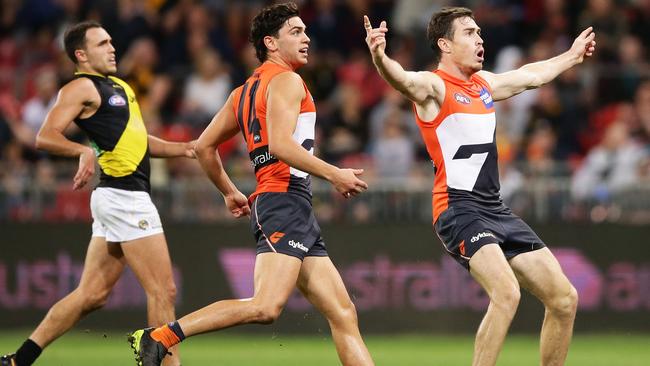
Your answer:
[73,72,150,192]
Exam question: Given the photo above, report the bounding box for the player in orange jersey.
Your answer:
[127,3,373,366]
[365,7,595,366]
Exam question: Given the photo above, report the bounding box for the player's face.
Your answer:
[448,17,484,74]
[274,16,310,68]
[80,27,117,75]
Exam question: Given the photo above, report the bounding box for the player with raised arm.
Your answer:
[364,7,595,366]
[127,3,374,366]
[0,21,193,366]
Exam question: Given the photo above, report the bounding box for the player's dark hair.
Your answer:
[64,21,103,64]
[426,7,474,66]
[250,2,300,63]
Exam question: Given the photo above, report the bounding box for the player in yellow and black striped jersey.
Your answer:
[72,72,152,193]
[0,21,198,366]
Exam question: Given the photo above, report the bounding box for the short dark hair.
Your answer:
[64,21,103,64]
[426,7,474,66]
[250,2,300,63]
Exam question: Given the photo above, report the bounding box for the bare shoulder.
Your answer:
[59,77,99,104]
[411,70,445,105]
[425,70,445,93]
[267,71,305,99]
[476,70,497,86]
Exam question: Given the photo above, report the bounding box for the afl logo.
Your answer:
[454,93,471,105]
[108,94,127,106]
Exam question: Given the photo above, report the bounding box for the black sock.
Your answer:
[167,321,186,342]
[15,339,42,366]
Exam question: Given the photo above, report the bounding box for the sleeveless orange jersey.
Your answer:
[414,69,501,223]
[232,62,316,202]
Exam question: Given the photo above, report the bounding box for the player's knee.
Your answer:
[163,283,178,304]
[147,282,177,306]
[252,304,284,324]
[548,285,578,317]
[79,288,111,312]
[491,285,521,313]
[330,301,359,325]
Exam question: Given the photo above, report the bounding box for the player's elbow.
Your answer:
[195,138,218,161]
[34,130,50,151]
[531,75,546,89]
[267,139,288,160]
[194,141,210,159]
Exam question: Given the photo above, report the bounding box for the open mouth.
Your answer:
[476,49,484,61]
[299,47,309,56]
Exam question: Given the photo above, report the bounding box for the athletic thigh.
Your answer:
[252,252,303,307]
[120,233,174,293]
[508,247,574,301]
[77,236,126,294]
[469,244,520,296]
[297,256,355,317]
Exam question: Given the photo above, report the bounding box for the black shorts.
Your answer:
[434,204,545,270]
[250,192,328,260]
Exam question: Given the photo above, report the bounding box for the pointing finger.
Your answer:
[579,26,593,39]
[364,15,372,34]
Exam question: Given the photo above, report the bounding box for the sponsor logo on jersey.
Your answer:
[470,231,496,243]
[479,88,493,109]
[108,94,127,106]
[288,240,309,252]
[250,149,276,169]
[454,92,471,105]
[269,231,285,244]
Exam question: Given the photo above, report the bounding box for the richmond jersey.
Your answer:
[232,62,316,202]
[73,72,151,192]
[414,70,502,222]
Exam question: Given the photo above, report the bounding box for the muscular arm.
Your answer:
[267,72,368,196]
[147,135,194,159]
[195,92,250,217]
[36,78,97,190]
[36,78,95,157]
[364,16,441,104]
[479,27,596,101]
[266,72,336,180]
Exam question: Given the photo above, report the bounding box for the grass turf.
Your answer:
[1,331,648,365]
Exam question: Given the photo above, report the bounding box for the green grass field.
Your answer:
[2,331,649,365]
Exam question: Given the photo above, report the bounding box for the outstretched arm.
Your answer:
[195,92,250,218]
[364,16,440,104]
[479,27,596,101]
[148,135,195,159]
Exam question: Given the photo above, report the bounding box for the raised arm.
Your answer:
[479,27,596,101]
[364,16,441,104]
[195,92,250,218]
[267,72,368,198]
[36,78,98,190]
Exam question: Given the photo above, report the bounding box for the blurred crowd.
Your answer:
[1,0,650,222]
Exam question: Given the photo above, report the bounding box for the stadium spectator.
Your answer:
[571,120,647,202]
[181,48,231,130]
